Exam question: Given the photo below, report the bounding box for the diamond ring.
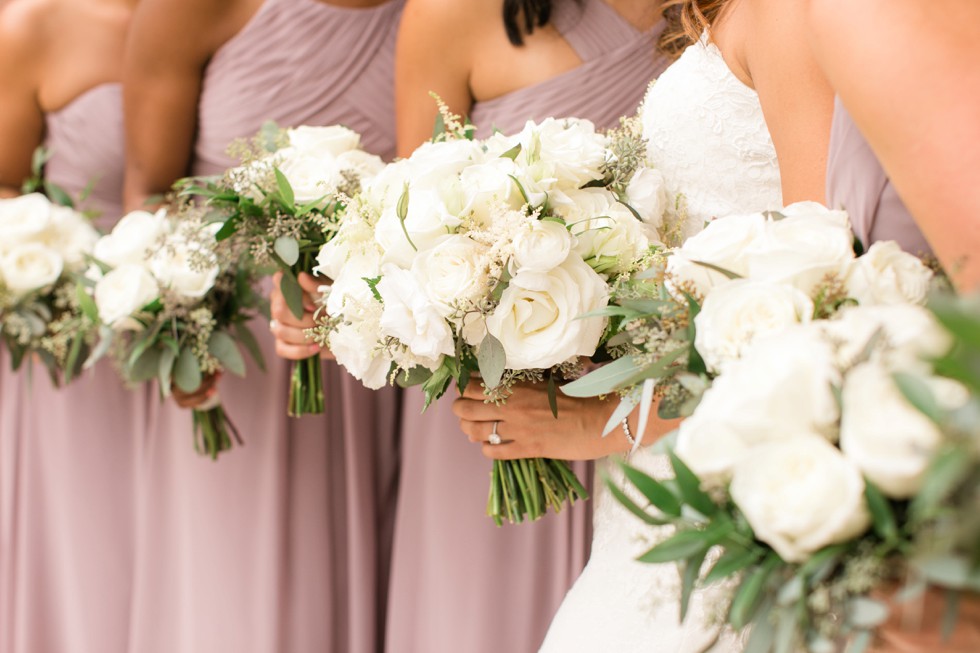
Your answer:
[488,421,502,446]
[269,319,279,332]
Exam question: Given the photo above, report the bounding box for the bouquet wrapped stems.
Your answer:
[488,458,589,525]
[191,401,243,459]
[288,353,324,417]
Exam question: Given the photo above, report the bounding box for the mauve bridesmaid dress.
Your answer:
[0,84,148,653]
[826,98,932,255]
[126,2,403,652]
[384,3,670,652]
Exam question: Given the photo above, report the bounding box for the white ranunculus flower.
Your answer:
[840,362,967,498]
[676,326,841,484]
[374,183,463,267]
[0,193,53,254]
[328,296,391,389]
[510,219,572,275]
[42,205,99,269]
[411,235,491,318]
[845,241,933,306]
[486,255,608,369]
[94,209,169,268]
[730,436,871,563]
[286,125,360,157]
[694,279,814,373]
[0,243,64,300]
[513,118,608,190]
[562,188,650,275]
[377,264,455,362]
[666,212,767,298]
[744,202,856,296]
[149,238,220,300]
[820,304,952,372]
[94,264,160,330]
[625,166,668,229]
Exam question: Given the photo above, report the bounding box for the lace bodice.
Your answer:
[540,37,779,653]
[641,36,782,238]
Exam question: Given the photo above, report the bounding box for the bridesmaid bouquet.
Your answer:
[77,206,264,458]
[309,109,676,524]
[0,193,99,382]
[182,122,384,416]
[564,203,976,650]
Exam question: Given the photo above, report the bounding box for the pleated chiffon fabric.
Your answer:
[385,3,670,652]
[826,99,932,256]
[0,84,149,653]
[126,2,403,652]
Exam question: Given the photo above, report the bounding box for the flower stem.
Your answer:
[288,354,324,417]
[192,403,242,459]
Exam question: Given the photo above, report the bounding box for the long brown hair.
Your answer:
[659,0,730,59]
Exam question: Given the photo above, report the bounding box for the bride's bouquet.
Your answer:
[308,108,677,524]
[76,206,264,458]
[0,193,99,381]
[182,122,385,416]
[565,203,977,649]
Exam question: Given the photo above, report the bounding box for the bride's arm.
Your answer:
[453,382,681,461]
[806,0,980,292]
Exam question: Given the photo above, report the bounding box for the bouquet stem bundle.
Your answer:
[488,458,589,525]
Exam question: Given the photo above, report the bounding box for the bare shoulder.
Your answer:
[401,0,497,49]
[130,0,262,60]
[0,0,54,72]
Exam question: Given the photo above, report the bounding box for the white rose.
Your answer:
[840,362,967,498]
[730,436,871,563]
[845,241,933,306]
[286,125,360,157]
[625,166,668,229]
[94,264,160,330]
[0,193,53,254]
[458,157,526,223]
[376,264,455,363]
[486,255,608,369]
[694,279,814,373]
[149,238,220,300]
[0,243,64,300]
[515,118,608,190]
[276,150,344,205]
[563,188,651,274]
[328,296,392,389]
[374,183,463,267]
[411,235,491,318]
[744,202,856,296]
[676,326,841,484]
[666,212,767,298]
[94,209,169,268]
[42,205,99,269]
[821,304,952,372]
[510,219,572,275]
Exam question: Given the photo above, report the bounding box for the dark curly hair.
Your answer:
[503,0,557,46]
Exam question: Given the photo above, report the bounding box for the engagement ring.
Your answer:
[488,421,502,446]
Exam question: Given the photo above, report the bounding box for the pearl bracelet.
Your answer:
[621,416,636,449]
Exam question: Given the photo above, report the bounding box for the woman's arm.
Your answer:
[122,0,257,209]
[0,2,45,195]
[806,0,980,291]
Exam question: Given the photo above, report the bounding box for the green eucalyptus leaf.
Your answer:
[742,611,775,653]
[396,366,432,388]
[208,331,246,377]
[43,180,74,208]
[75,283,99,321]
[477,333,506,390]
[274,236,300,267]
[234,322,266,372]
[846,597,890,629]
[130,346,161,383]
[561,355,640,397]
[621,462,682,517]
[174,347,203,393]
[863,481,899,543]
[499,143,522,160]
[603,392,640,436]
[636,529,709,564]
[669,450,718,517]
[274,168,295,208]
[158,346,177,397]
[894,371,944,423]
[279,270,305,320]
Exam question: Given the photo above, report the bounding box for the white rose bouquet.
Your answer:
[181,122,384,417]
[0,192,99,382]
[309,105,671,524]
[74,206,265,458]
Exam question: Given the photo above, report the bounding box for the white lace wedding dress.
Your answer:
[538,36,783,653]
